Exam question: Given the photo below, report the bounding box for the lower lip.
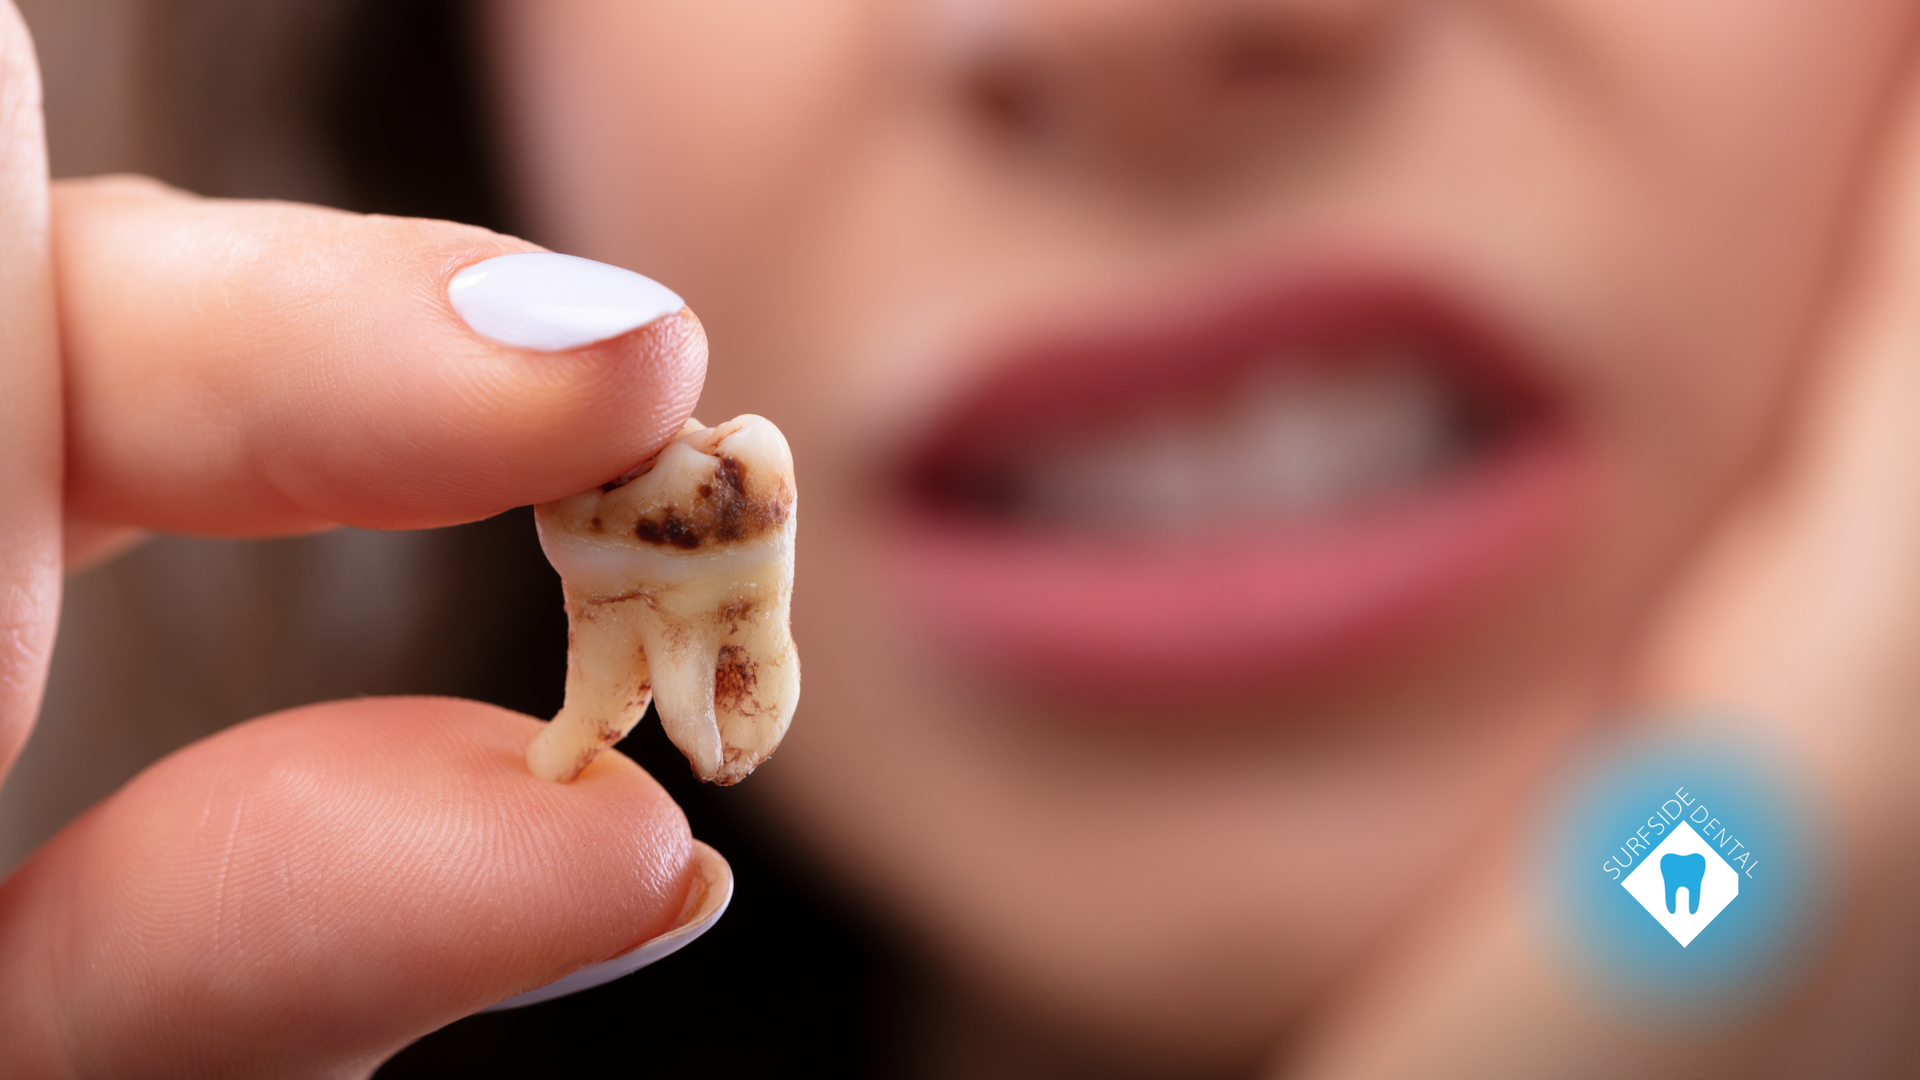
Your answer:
[886,430,1593,702]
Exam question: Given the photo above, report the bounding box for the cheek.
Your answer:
[1538,0,1918,505]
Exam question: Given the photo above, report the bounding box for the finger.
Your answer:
[0,3,63,781]
[54,176,708,536]
[61,520,144,572]
[0,698,697,1079]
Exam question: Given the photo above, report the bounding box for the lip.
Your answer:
[885,267,1595,701]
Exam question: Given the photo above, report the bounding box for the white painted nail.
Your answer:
[448,252,685,352]
[481,841,732,1012]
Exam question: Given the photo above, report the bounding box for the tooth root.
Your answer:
[708,600,799,785]
[1661,852,1706,915]
[528,593,656,783]
[642,621,725,781]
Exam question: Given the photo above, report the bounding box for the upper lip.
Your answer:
[901,264,1567,521]
[881,255,1593,701]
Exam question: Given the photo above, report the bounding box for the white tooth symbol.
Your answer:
[529,415,799,785]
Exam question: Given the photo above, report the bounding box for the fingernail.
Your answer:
[480,841,733,1012]
[448,252,685,352]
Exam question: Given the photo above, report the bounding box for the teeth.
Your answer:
[1010,352,1465,528]
[529,415,799,785]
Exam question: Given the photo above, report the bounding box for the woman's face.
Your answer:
[486,0,1916,1065]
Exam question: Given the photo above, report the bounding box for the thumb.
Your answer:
[0,699,700,1079]
[0,1,63,782]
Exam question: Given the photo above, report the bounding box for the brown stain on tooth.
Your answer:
[713,456,751,540]
[636,510,703,549]
[719,599,757,633]
[714,644,760,715]
[625,454,790,549]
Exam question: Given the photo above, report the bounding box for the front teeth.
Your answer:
[1011,353,1465,527]
[530,415,799,785]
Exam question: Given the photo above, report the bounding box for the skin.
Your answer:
[0,5,708,1072]
[6,0,1920,1077]
[481,0,1920,1075]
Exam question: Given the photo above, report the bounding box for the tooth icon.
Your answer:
[1661,852,1707,915]
[530,415,799,785]
[1621,822,1739,946]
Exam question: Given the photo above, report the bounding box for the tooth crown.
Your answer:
[528,415,799,785]
[542,416,794,564]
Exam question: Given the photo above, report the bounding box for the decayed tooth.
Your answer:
[529,414,798,785]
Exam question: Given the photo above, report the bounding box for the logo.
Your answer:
[1601,785,1757,947]
[1537,730,1823,1020]
[1621,823,1739,945]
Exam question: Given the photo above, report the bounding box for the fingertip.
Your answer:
[315,300,708,529]
[0,697,697,1076]
[54,186,710,534]
[243,218,710,530]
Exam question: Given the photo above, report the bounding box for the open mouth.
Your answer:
[888,270,1593,701]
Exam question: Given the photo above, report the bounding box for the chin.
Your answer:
[768,496,1613,1068]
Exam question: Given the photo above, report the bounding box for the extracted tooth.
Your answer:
[529,414,799,785]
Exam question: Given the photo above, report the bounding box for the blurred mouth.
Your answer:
[887,268,1593,702]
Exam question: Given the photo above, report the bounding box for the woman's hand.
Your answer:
[0,7,711,1076]
[1284,46,1920,1080]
